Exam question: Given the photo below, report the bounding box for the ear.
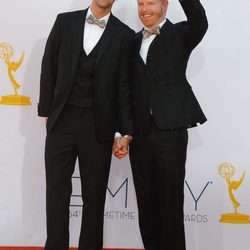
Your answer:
[162,0,169,11]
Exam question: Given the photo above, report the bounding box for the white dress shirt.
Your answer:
[139,19,166,64]
[83,8,110,55]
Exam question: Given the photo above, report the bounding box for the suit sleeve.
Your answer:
[178,0,208,50]
[117,29,135,136]
[38,14,62,117]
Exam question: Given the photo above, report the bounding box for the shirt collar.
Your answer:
[87,7,111,24]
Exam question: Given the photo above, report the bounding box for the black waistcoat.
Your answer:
[67,41,100,107]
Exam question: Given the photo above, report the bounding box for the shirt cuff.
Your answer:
[115,132,122,138]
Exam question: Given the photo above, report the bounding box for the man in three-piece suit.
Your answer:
[38,0,134,249]
[127,0,208,249]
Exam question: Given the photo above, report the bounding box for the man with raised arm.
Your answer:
[115,0,208,249]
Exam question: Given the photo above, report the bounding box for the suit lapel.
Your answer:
[148,19,174,52]
[135,31,145,66]
[95,14,116,66]
[71,9,87,79]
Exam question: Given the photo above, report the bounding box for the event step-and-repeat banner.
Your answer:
[1,0,250,250]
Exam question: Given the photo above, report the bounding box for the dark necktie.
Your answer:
[142,26,160,40]
[86,14,106,29]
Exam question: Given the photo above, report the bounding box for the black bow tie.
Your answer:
[86,14,106,29]
[142,26,160,39]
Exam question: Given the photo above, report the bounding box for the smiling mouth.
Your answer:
[142,14,152,18]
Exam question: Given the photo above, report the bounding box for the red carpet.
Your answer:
[0,248,143,250]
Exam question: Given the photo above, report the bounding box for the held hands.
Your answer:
[112,135,132,159]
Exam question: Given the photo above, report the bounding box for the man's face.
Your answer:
[93,0,116,9]
[137,0,168,29]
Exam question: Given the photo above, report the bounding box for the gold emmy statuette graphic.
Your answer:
[218,163,250,223]
[0,42,31,105]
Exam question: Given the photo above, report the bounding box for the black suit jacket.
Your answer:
[38,9,134,141]
[131,0,208,137]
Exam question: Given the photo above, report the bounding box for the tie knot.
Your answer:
[86,14,106,29]
[142,26,160,40]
